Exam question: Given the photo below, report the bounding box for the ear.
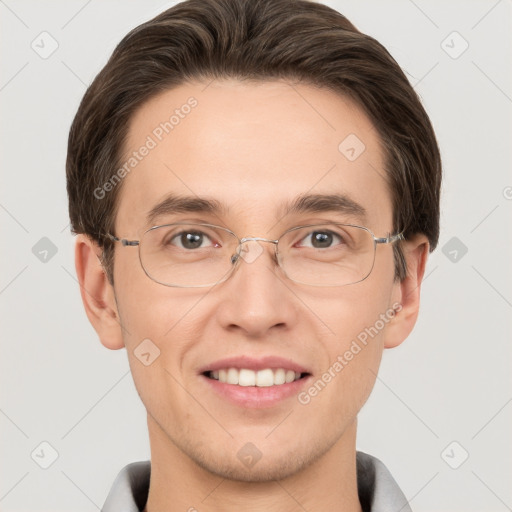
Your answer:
[382,234,430,349]
[74,234,125,350]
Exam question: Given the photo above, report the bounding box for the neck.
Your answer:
[144,415,362,512]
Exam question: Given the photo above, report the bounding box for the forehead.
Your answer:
[116,80,392,235]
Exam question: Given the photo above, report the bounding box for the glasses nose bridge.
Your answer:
[239,236,279,246]
[238,236,279,257]
[233,236,280,267]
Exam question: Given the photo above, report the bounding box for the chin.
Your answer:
[186,437,330,483]
[195,454,308,482]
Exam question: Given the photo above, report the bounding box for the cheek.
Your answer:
[116,286,205,425]
[112,265,205,409]
[113,248,204,344]
[299,272,395,408]
[302,269,395,344]
[295,315,386,433]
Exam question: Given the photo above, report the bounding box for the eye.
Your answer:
[298,230,344,249]
[169,230,216,250]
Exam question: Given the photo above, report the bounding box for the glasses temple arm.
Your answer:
[374,232,405,244]
[105,233,140,246]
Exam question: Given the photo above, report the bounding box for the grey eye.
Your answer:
[171,231,211,249]
[300,230,343,249]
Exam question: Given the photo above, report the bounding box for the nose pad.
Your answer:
[239,240,265,264]
[229,240,278,268]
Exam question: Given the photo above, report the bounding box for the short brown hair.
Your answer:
[66,0,441,284]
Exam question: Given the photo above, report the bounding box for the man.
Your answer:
[67,0,441,510]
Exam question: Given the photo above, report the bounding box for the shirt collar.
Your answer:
[102,451,412,512]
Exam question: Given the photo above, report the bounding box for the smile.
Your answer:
[206,368,305,387]
[200,356,312,407]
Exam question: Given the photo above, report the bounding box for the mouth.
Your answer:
[203,367,309,387]
[199,356,312,408]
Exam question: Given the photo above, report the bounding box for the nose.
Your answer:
[215,239,299,338]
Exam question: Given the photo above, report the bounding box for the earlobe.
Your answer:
[74,234,125,350]
[383,235,430,349]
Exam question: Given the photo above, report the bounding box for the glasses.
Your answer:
[106,222,404,288]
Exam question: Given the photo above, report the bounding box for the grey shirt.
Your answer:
[102,451,412,512]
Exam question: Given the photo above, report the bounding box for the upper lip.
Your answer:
[199,356,311,375]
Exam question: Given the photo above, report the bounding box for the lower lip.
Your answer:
[201,374,311,408]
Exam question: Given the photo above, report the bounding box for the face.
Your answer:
[111,80,401,481]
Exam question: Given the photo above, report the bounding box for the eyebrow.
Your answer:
[146,194,228,226]
[281,193,367,223]
[145,192,366,227]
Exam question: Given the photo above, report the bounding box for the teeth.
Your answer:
[274,368,286,385]
[227,367,239,385]
[285,370,296,383]
[239,369,255,386]
[209,368,303,387]
[256,368,274,387]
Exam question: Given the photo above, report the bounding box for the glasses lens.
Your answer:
[138,223,377,287]
[277,224,376,286]
[140,223,238,287]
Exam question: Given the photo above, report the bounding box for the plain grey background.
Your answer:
[1,0,511,510]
